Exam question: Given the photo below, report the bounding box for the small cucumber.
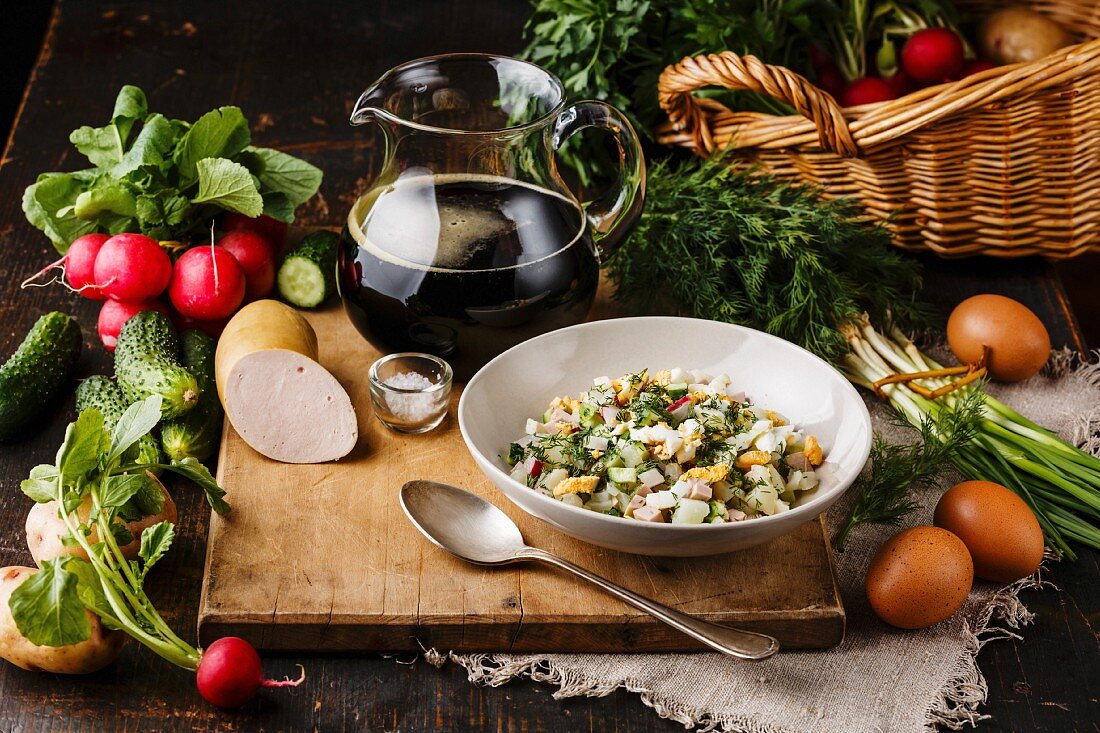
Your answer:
[75,375,163,470]
[0,312,82,441]
[160,330,223,462]
[114,311,200,420]
[277,230,338,308]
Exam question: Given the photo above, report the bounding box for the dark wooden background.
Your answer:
[0,2,1096,731]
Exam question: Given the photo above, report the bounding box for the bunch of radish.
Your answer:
[46,215,285,351]
[812,26,1000,109]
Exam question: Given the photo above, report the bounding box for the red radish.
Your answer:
[960,59,998,78]
[669,395,692,412]
[98,299,169,351]
[882,70,914,98]
[172,313,230,340]
[195,637,304,709]
[168,245,247,320]
[218,230,276,301]
[815,65,846,99]
[66,233,110,300]
[901,28,965,83]
[841,77,896,107]
[221,214,289,252]
[93,233,173,302]
[530,459,542,478]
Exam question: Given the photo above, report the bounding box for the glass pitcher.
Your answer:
[339,53,645,379]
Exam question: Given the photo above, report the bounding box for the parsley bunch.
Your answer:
[605,155,930,362]
[522,0,838,184]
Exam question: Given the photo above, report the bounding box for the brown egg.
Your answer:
[947,294,1050,382]
[934,480,1044,583]
[865,526,974,629]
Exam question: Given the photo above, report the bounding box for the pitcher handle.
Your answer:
[551,101,646,259]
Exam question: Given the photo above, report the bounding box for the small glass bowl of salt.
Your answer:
[368,353,453,434]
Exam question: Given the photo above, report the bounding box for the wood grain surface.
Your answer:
[0,1,1096,731]
[198,300,845,653]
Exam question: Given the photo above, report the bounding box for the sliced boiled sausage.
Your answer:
[216,300,357,463]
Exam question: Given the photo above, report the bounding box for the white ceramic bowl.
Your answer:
[458,317,871,556]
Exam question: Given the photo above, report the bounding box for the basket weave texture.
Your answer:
[656,0,1100,259]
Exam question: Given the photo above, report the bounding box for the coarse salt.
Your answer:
[383,371,439,423]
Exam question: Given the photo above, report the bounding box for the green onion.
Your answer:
[841,317,1100,561]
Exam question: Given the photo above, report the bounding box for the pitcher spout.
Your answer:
[350,87,383,126]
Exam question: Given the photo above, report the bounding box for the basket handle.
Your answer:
[658,52,859,158]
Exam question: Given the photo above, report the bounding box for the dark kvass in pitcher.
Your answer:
[340,172,599,379]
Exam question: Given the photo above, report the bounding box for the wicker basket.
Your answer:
[656,0,1100,259]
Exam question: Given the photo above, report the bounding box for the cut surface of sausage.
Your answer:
[224,349,357,463]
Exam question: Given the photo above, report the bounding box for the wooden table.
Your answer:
[0,2,1095,730]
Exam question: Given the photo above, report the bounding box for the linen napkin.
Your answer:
[427,350,1098,732]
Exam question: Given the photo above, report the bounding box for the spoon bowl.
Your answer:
[400,479,526,565]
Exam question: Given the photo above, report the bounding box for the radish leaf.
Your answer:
[161,457,231,515]
[248,146,324,207]
[108,395,163,463]
[9,559,91,647]
[177,106,250,182]
[57,409,108,483]
[192,158,264,217]
[138,522,175,577]
[21,464,60,504]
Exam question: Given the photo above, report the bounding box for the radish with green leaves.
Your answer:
[5,396,302,705]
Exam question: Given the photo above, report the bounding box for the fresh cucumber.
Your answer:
[277,230,338,308]
[0,312,82,441]
[114,311,200,419]
[75,375,164,471]
[160,330,223,462]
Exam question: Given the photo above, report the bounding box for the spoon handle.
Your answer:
[520,547,779,660]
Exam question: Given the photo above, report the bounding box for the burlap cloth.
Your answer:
[426,350,1100,732]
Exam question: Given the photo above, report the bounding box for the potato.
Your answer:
[979,7,1073,64]
[0,566,124,673]
[26,475,177,566]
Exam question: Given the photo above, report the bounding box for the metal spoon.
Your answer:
[400,480,779,660]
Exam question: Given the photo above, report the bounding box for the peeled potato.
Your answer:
[979,7,1073,64]
[0,566,124,674]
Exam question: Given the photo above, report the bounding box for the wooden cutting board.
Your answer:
[197,290,845,652]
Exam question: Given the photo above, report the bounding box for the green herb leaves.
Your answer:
[521,0,836,183]
[58,409,108,482]
[23,85,323,252]
[9,560,91,647]
[138,521,174,577]
[177,106,251,182]
[7,397,225,665]
[833,390,984,551]
[159,457,231,516]
[69,85,149,168]
[246,147,324,210]
[605,156,930,362]
[192,158,264,216]
[108,395,163,463]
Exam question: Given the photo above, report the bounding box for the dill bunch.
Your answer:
[605,155,931,362]
[833,389,985,551]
